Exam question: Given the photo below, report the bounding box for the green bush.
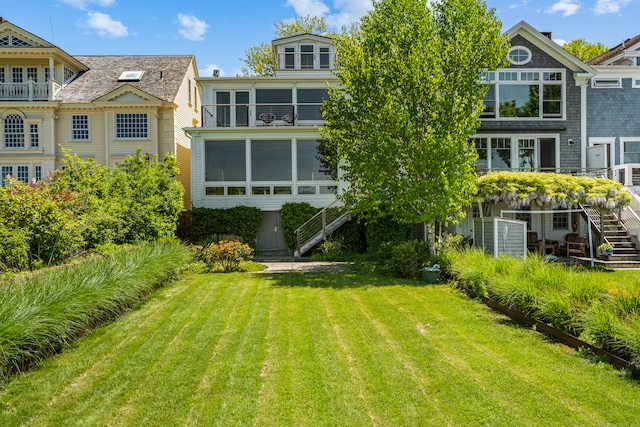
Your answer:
[365,216,409,253]
[382,240,431,279]
[280,202,320,250]
[190,206,262,247]
[0,226,29,272]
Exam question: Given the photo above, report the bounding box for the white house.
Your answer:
[186,34,343,254]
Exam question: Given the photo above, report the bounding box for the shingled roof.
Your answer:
[56,55,195,103]
[587,34,640,65]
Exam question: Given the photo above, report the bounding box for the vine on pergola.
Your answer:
[477,172,631,211]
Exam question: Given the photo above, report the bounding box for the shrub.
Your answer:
[190,206,262,247]
[382,239,431,279]
[365,216,409,253]
[201,240,254,272]
[281,202,320,250]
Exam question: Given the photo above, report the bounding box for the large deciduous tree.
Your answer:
[561,39,608,62]
[322,0,509,224]
[241,16,333,76]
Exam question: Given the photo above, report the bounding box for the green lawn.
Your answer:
[1,271,639,426]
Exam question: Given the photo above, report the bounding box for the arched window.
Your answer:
[4,114,25,148]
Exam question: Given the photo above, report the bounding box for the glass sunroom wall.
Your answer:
[255,89,293,124]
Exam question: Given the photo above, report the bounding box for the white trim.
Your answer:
[508,46,532,65]
[588,137,615,167]
[620,136,640,165]
[591,77,622,88]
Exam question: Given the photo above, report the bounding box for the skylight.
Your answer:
[118,71,144,81]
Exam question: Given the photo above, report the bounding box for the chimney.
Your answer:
[213,69,220,78]
[540,32,553,40]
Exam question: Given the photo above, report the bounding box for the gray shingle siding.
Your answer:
[478,35,583,169]
[587,78,640,164]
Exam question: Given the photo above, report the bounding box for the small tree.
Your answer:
[322,0,509,225]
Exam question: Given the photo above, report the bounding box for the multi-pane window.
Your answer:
[301,45,314,69]
[4,114,25,148]
[624,140,640,163]
[44,67,50,81]
[16,166,29,183]
[284,47,295,69]
[508,46,531,65]
[27,67,37,82]
[482,69,564,119]
[72,115,89,140]
[63,66,74,83]
[553,210,569,230]
[1,166,13,186]
[0,67,4,83]
[116,113,148,139]
[12,67,23,83]
[491,137,511,169]
[35,165,42,181]
[30,124,39,148]
[518,138,535,170]
[320,47,330,69]
[473,137,488,170]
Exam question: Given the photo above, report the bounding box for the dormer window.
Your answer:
[276,41,335,70]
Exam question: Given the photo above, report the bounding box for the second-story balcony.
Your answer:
[0,80,60,101]
[201,102,325,128]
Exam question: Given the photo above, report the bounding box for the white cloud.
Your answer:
[327,0,373,28]
[554,38,568,46]
[84,12,129,38]
[286,0,330,17]
[594,0,630,13]
[61,0,115,10]
[508,0,530,9]
[545,0,580,16]
[199,64,224,77]
[285,0,372,29]
[177,14,209,41]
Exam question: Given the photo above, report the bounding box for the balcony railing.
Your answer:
[201,103,325,128]
[0,80,58,101]
[475,167,614,177]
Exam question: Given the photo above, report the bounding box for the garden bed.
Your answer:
[446,249,640,376]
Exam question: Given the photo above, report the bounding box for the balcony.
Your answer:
[0,80,60,101]
[201,103,325,128]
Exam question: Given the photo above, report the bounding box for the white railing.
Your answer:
[0,81,52,101]
[612,164,640,186]
[201,102,324,128]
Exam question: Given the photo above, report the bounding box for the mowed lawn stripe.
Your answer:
[250,274,369,426]
[388,285,636,426]
[109,273,261,426]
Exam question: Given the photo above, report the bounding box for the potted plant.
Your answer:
[598,242,614,257]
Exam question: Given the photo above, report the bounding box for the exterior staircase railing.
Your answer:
[294,199,350,258]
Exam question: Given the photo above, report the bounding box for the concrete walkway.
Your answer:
[255,261,353,273]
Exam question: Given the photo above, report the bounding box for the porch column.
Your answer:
[579,79,588,170]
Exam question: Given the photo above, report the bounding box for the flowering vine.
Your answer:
[477,172,631,211]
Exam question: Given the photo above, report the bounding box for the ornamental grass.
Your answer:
[446,248,640,368]
[0,241,190,381]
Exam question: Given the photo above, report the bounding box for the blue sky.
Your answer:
[2,0,639,77]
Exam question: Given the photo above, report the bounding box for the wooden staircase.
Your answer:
[581,204,640,268]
